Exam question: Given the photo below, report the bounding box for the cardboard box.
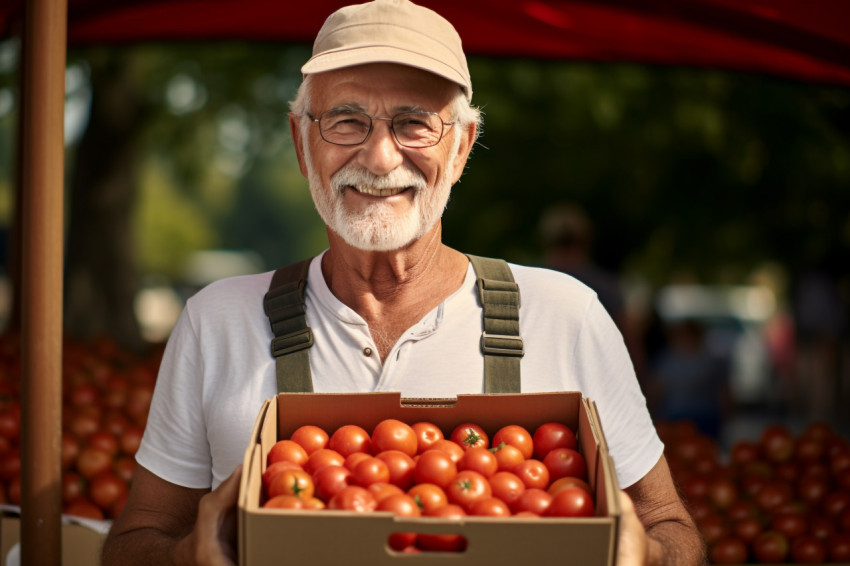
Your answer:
[239,392,621,566]
[0,510,106,566]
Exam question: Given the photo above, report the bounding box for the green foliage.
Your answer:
[2,41,848,292]
[448,58,850,287]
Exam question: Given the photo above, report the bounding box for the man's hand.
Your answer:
[616,490,649,566]
[182,465,243,566]
[102,464,244,566]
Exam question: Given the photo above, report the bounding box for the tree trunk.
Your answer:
[64,50,145,352]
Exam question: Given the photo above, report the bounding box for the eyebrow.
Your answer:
[322,104,433,115]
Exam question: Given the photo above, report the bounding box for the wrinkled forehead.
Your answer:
[308,63,460,113]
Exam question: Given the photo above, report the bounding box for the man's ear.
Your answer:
[451,123,477,184]
[289,113,309,177]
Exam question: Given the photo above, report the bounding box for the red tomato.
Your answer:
[89,472,129,515]
[0,449,21,482]
[469,497,511,517]
[407,483,448,513]
[450,423,489,451]
[113,456,136,484]
[302,497,326,510]
[119,425,144,456]
[68,412,100,440]
[532,422,576,460]
[290,425,329,455]
[546,487,595,517]
[418,504,467,552]
[267,439,309,467]
[262,461,303,495]
[263,494,305,509]
[312,465,352,502]
[457,446,498,478]
[376,450,417,490]
[512,488,553,516]
[372,419,418,457]
[352,456,391,487]
[61,433,80,470]
[829,533,850,562]
[87,430,119,457]
[413,449,458,489]
[329,485,377,512]
[344,452,372,472]
[329,424,372,457]
[304,448,346,475]
[491,425,534,460]
[431,439,465,463]
[62,472,86,504]
[514,459,550,490]
[488,471,526,510]
[368,482,405,503]
[377,493,422,516]
[491,442,525,472]
[412,422,444,454]
[0,409,20,441]
[268,469,315,500]
[76,447,112,479]
[377,493,422,551]
[791,534,826,564]
[548,476,592,497]
[446,470,492,511]
[709,537,749,565]
[543,448,587,482]
[65,497,105,520]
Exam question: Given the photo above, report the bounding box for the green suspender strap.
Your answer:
[263,257,315,393]
[467,255,524,393]
[264,254,523,394]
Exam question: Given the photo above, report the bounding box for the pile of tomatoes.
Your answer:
[660,420,850,564]
[261,418,595,552]
[0,333,163,521]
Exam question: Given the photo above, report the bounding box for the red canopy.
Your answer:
[2,0,850,87]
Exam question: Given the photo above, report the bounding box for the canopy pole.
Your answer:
[19,0,67,564]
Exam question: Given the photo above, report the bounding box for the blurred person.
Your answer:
[538,203,651,382]
[102,2,705,565]
[793,268,845,420]
[538,202,625,325]
[646,318,732,439]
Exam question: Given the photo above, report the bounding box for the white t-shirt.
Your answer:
[136,251,663,490]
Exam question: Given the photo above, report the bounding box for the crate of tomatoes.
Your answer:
[238,392,620,566]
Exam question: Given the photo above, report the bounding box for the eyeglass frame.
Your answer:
[305,109,456,148]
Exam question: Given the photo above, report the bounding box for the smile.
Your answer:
[347,185,413,197]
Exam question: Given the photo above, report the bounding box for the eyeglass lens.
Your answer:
[318,111,444,147]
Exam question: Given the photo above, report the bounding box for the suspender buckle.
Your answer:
[480,332,525,357]
[271,328,314,357]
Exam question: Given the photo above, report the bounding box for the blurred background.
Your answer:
[1,26,849,447]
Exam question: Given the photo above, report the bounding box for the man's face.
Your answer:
[293,63,474,252]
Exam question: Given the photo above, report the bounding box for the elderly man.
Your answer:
[102,1,705,565]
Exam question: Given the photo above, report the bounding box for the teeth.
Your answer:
[354,186,406,197]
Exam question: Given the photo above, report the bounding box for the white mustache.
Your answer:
[331,164,428,197]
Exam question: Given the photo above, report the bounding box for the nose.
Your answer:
[356,118,404,176]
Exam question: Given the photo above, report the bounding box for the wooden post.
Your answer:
[19,0,67,564]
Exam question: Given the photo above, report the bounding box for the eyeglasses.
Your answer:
[307,110,455,148]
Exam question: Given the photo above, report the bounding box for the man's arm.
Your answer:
[101,464,242,566]
[618,454,707,566]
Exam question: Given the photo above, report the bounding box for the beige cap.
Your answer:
[302,0,472,100]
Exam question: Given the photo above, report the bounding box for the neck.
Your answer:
[323,223,446,295]
[320,223,469,360]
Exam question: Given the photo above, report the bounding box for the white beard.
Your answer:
[304,134,460,252]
